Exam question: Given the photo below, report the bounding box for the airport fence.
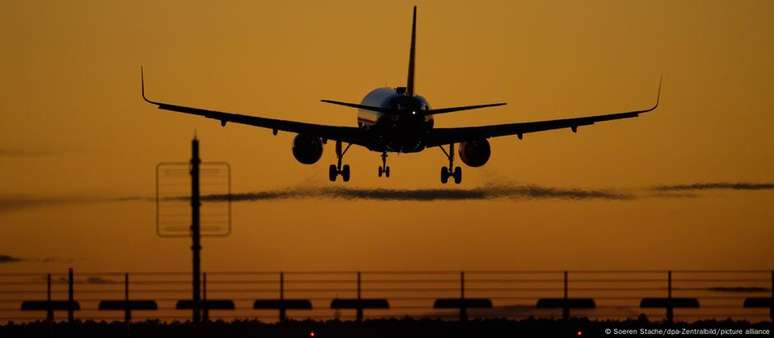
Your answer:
[0,270,771,323]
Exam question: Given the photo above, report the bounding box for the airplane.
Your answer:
[142,6,660,184]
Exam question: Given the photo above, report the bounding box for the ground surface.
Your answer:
[1,318,771,338]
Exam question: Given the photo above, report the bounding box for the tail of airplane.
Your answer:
[402,7,507,114]
[321,6,507,114]
[406,6,417,97]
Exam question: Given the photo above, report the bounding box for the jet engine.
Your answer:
[292,134,323,164]
[458,139,491,167]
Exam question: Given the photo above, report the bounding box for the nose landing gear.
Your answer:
[329,140,352,182]
[439,143,462,184]
[377,152,390,178]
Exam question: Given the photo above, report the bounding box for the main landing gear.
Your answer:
[329,140,352,182]
[439,143,462,184]
[377,152,390,178]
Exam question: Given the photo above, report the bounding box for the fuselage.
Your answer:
[357,87,434,153]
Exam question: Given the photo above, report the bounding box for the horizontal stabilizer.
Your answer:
[427,102,507,115]
[321,99,390,113]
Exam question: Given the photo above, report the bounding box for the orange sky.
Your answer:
[0,0,772,273]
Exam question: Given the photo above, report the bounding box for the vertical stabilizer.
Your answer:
[406,6,417,97]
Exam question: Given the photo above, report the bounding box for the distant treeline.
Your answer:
[1,318,770,338]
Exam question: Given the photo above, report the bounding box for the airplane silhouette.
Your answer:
[142,6,660,184]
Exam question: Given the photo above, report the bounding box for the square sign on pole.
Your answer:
[156,162,231,237]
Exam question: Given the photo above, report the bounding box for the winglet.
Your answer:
[636,76,662,114]
[140,66,158,105]
[654,75,662,109]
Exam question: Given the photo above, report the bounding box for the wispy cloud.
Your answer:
[0,254,78,265]
[0,254,24,264]
[652,182,774,192]
[2,181,773,213]
[0,196,96,212]
[85,276,115,284]
[0,196,78,212]
[0,196,144,213]
[195,184,633,202]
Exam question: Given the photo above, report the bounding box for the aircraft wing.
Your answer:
[424,81,661,147]
[141,72,368,147]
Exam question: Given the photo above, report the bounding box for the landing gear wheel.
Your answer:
[331,141,352,183]
[438,143,463,185]
[440,167,449,184]
[342,165,351,182]
[329,164,338,182]
[377,152,391,178]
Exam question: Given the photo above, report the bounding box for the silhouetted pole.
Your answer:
[124,273,131,323]
[46,274,53,322]
[356,272,363,322]
[666,270,673,324]
[562,271,569,320]
[460,271,467,321]
[124,273,132,338]
[279,272,286,322]
[67,268,74,322]
[191,137,202,324]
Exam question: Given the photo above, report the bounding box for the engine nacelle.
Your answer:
[458,139,491,167]
[292,134,323,164]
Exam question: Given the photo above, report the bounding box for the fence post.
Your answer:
[46,274,53,322]
[356,271,363,322]
[67,268,74,322]
[279,272,286,322]
[190,137,202,324]
[666,270,673,324]
[562,271,569,320]
[124,273,131,323]
[460,271,467,322]
[202,272,209,322]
